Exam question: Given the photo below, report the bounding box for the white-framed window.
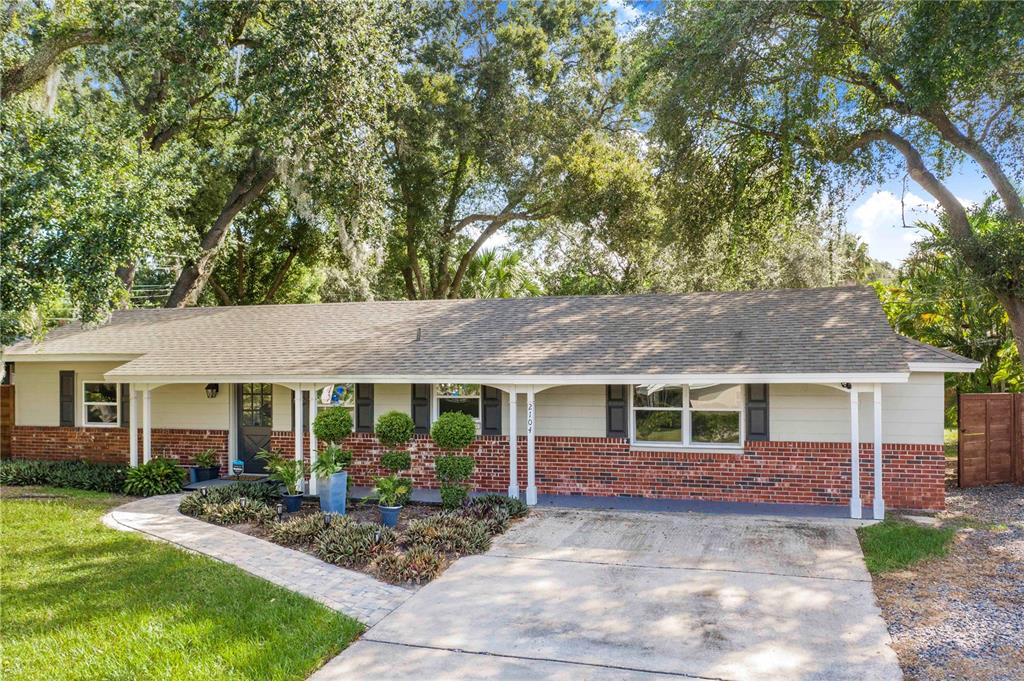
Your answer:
[434,383,481,421]
[83,382,119,427]
[318,383,355,418]
[631,384,743,447]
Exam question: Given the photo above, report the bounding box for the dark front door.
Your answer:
[238,383,273,473]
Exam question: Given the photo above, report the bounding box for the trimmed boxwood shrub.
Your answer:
[0,459,127,493]
[380,450,411,472]
[375,411,415,447]
[435,454,475,509]
[122,458,185,496]
[313,407,353,445]
[430,412,475,450]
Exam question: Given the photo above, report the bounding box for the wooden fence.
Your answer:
[958,392,1023,487]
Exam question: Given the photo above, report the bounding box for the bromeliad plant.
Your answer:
[123,457,185,497]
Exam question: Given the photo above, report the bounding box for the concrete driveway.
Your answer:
[316,508,901,681]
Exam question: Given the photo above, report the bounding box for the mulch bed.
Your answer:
[870,481,1024,681]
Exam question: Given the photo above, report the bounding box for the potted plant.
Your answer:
[312,406,354,512]
[188,448,220,484]
[371,474,412,527]
[311,444,353,514]
[256,450,308,512]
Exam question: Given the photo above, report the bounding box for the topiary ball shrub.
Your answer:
[369,546,446,585]
[435,454,476,509]
[439,484,468,509]
[430,412,476,450]
[313,407,353,445]
[375,411,415,447]
[380,450,412,472]
[123,457,185,496]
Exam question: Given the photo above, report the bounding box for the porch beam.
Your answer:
[308,389,318,496]
[508,389,519,499]
[849,388,861,519]
[873,383,885,520]
[526,388,537,506]
[128,386,138,467]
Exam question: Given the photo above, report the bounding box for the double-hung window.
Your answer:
[631,384,743,447]
[434,383,481,421]
[83,382,119,426]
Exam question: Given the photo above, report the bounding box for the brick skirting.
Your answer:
[8,426,944,510]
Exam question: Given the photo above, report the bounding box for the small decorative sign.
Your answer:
[231,459,245,476]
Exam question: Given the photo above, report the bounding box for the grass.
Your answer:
[857,519,956,574]
[0,487,362,680]
[944,426,958,459]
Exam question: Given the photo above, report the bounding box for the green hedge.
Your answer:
[0,459,127,493]
[375,411,415,447]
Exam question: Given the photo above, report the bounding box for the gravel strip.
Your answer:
[872,483,1024,681]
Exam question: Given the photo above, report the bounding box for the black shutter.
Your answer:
[59,370,75,426]
[746,384,769,442]
[481,386,501,435]
[411,384,431,434]
[606,385,628,438]
[120,384,130,427]
[356,384,374,432]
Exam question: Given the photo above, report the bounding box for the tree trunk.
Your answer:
[262,248,298,303]
[165,157,275,308]
[996,292,1024,362]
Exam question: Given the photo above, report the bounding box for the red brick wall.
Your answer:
[10,426,944,510]
[10,426,229,470]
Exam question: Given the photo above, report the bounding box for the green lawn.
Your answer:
[857,519,956,574]
[0,487,362,680]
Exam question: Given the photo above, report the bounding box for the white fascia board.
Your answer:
[908,361,981,373]
[102,371,912,385]
[4,353,141,363]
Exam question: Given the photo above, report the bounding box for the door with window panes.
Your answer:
[237,383,273,472]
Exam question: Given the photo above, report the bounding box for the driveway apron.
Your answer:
[317,508,901,681]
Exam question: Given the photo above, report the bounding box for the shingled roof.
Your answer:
[4,286,977,381]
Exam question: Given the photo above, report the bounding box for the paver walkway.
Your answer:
[102,494,412,626]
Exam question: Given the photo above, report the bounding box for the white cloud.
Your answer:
[850,190,977,264]
[607,0,643,36]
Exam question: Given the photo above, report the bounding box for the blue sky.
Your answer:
[606,0,996,268]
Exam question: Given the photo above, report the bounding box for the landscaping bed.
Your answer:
[0,485,360,681]
[178,484,528,587]
[862,483,1024,681]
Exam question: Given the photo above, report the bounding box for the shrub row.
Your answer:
[0,459,127,493]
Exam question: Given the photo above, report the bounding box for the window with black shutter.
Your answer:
[411,384,431,434]
[356,384,374,432]
[606,385,628,438]
[481,386,501,435]
[59,370,75,426]
[746,384,769,441]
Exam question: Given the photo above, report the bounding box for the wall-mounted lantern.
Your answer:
[205,383,220,399]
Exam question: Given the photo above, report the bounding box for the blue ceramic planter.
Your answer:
[282,493,303,513]
[319,471,348,515]
[379,505,402,528]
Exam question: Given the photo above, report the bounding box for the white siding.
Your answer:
[770,373,944,445]
[512,385,606,437]
[374,383,411,420]
[14,361,123,427]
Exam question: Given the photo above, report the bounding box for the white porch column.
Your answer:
[849,387,862,519]
[508,390,519,499]
[294,388,304,494]
[526,388,537,505]
[308,389,319,496]
[142,387,152,464]
[128,386,138,467]
[873,383,885,520]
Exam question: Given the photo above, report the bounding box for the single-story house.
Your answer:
[2,285,978,518]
